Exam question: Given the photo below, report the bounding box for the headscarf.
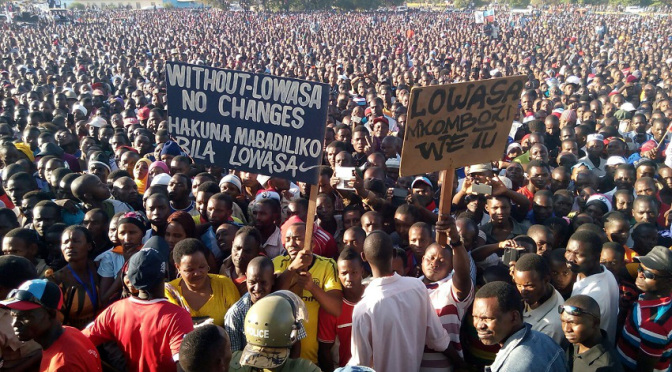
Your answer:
[149,161,170,175]
[14,142,34,161]
[118,212,149,232]
[560,109,577,124]
[134,158,152,194]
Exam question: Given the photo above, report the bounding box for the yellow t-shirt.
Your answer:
[273,254,342,363]
[165,274,240,326]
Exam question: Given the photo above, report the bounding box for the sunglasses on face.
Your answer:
[558,305,599,319]
[637,266,672,280]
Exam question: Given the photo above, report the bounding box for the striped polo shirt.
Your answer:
[617,295,672,371]
[420,275,474,372]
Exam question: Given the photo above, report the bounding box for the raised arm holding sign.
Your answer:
[165,62,330,291]
[400,76,526,245]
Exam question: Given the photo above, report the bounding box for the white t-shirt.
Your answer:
[571,265,619,345]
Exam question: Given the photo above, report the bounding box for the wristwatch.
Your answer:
[448,238,463,247]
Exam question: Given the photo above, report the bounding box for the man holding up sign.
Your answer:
[273,222,343,364]
[167,63,336,366]
[400,75,527,244]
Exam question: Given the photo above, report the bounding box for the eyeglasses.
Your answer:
[558,305,599,319]
[637,266,672,280]
[7,289,44,307]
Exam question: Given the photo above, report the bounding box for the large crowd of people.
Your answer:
[0,5,669,372]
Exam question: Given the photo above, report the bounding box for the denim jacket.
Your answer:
[486,323,568,372]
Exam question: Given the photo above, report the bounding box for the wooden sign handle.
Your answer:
[290,183,319,297]
[436,169,455,246]
[304,184,318,252]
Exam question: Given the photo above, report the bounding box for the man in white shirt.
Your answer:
[566,230,619,345]
[513,254,565,344]
[579,134,607,177]
[348,230,450,372]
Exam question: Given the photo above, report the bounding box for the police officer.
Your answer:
[229,291,320,372]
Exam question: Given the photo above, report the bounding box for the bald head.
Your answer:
[363,230,394,275]
[246,256,274,275]
[71,174,101,200]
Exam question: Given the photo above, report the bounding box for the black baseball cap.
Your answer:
[127,248,166,294]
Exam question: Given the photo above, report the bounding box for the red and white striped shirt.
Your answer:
[420,274,474,372]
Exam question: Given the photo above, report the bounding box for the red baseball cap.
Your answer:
[137,107,151,121]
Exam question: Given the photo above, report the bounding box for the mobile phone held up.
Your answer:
[472,183,492,195]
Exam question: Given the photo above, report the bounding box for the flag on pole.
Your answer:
[484,9,495,23]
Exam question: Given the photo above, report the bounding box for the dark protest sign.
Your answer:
[400,75,526,176]
[165,62,329,184]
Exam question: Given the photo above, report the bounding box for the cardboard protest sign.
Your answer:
[165,62,330,185]
[400,75,526,176]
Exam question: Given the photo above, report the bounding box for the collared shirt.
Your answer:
[224,293,307,353]
[487,323,567,372]
[224,293,253,352]
[480,218,527,245]
[348,273,450,372]
[262,226,284,259]
[571,266,619,346]
[524,288,565,345]
[568,330,623,372]
[617,295,672,372]
[579,156,606,177]
[625,131,653,146]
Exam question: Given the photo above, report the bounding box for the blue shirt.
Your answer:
[487,323,568,372]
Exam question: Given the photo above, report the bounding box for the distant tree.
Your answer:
[69,2,86,9]
[608,0,639,5]
[506,0,531,7]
